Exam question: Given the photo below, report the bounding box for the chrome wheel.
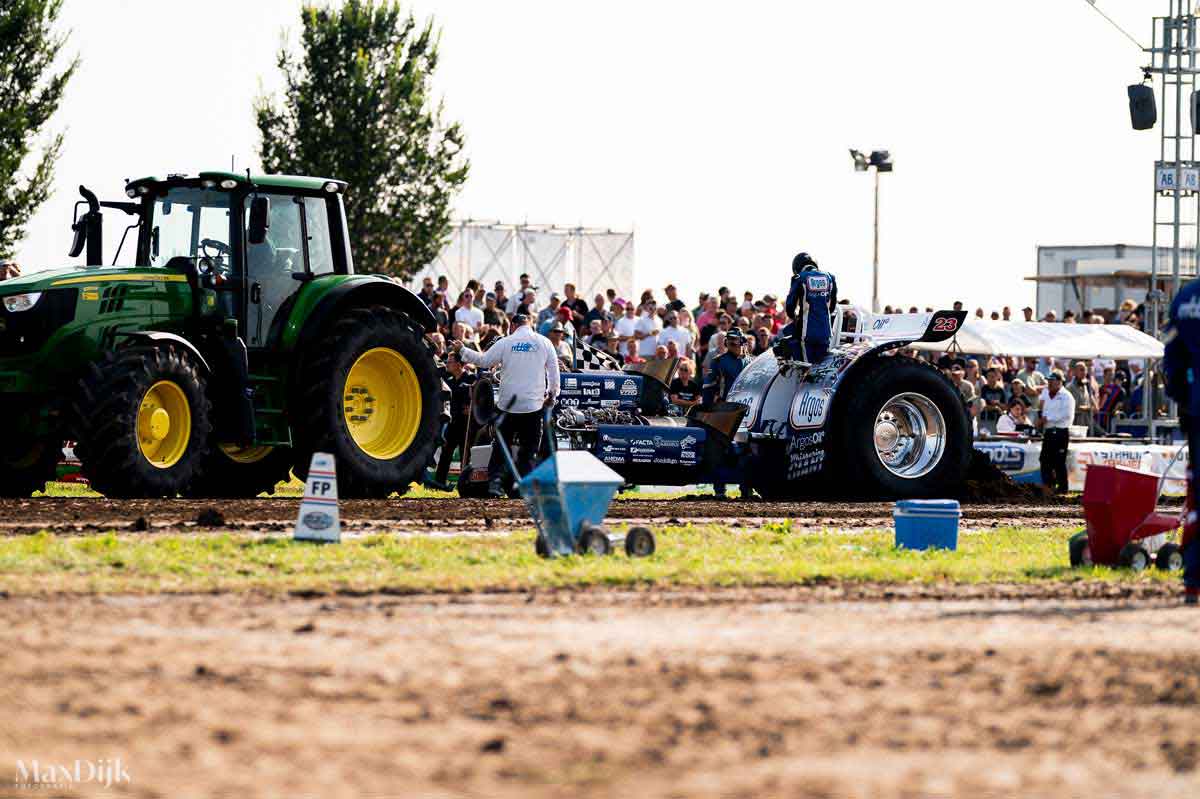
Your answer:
[873,392,947,479]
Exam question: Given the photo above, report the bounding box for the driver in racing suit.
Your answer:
[780,252,837,366]
[1163,278,1200,605]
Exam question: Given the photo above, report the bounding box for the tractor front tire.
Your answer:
[186,445,294,498]
[0,438,61,497]
[74,345,212,498]
[293,306,440,498]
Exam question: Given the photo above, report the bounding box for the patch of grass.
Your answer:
[0,526,1176,595]
[35,482,99,498]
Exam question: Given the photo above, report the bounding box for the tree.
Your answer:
[0,0,77,260]
[256,0,469,279]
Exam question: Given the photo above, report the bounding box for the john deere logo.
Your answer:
[302,511,334,531]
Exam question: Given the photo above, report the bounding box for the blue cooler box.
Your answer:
[893,499,961,551]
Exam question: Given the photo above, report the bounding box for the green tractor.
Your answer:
[0,172,442,498]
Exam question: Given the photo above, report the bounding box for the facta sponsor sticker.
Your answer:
[302,511,335,531]
[632,438,654,447]
[789,386,832,429]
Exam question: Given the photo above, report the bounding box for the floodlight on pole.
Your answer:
[850,148,893,314]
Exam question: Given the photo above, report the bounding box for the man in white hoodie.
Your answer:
[453,313,560,498]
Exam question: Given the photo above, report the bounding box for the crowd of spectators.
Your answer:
[927,351,1159,437]
[416,273,797,396]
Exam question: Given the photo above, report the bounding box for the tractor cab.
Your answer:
[117,173,352,348]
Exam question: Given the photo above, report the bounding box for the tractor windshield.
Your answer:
[148,188,232,269]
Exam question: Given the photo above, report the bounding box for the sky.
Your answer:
[12,0,1168,312]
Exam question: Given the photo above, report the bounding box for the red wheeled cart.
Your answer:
[1069,460,1187,572]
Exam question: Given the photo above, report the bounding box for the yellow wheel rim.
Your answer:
[137,381,192,468]
[342,347,422,460]
[219,444,274,464]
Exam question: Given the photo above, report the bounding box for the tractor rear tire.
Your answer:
[0,438,61,497]
[74,345,212,498]
[293,306,440,498]
[832,358,971,499]
[185,445,294,498]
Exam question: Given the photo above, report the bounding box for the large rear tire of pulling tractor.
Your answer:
[73,344,213,498]
[0,437,61,497]
[293,306,440,498]
[833,357,970,499]
[185,444,295,498]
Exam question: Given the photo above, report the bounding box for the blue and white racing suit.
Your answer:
[1164,279,1200,594]
[782,269,838,363]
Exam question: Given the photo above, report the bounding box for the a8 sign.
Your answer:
[1155,165,1200,192]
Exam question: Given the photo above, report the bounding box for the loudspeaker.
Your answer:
[1128,84,1157,130]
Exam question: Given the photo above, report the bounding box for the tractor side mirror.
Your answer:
[68,219,87,258]
[247,196,270,245]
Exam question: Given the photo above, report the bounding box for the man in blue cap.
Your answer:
[1164,281,1200,604]
[704,328,755,499]
[780,252,838,367]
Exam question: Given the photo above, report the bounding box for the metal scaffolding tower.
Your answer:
[1146,0,1200,341]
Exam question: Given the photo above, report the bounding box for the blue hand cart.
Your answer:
[492,413,656,558]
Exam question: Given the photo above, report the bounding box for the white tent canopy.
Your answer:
[911,320,1164,360]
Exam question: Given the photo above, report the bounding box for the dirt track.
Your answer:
[0,496,1086,537]
[1,587,1197,798]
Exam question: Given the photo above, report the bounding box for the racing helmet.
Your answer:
[792,252,818,274]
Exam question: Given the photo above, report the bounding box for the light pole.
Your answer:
[850,149,893,314]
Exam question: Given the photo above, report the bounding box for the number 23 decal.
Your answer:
[932,317,958,333]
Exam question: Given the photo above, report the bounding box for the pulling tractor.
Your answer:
[0,173,442,498]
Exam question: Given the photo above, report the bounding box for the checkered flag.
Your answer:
[574,339,622,371]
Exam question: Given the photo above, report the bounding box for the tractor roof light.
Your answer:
[3,292,43,313]
[324,182,340,193]
[125,188,137,198]
[219,179,238,190]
